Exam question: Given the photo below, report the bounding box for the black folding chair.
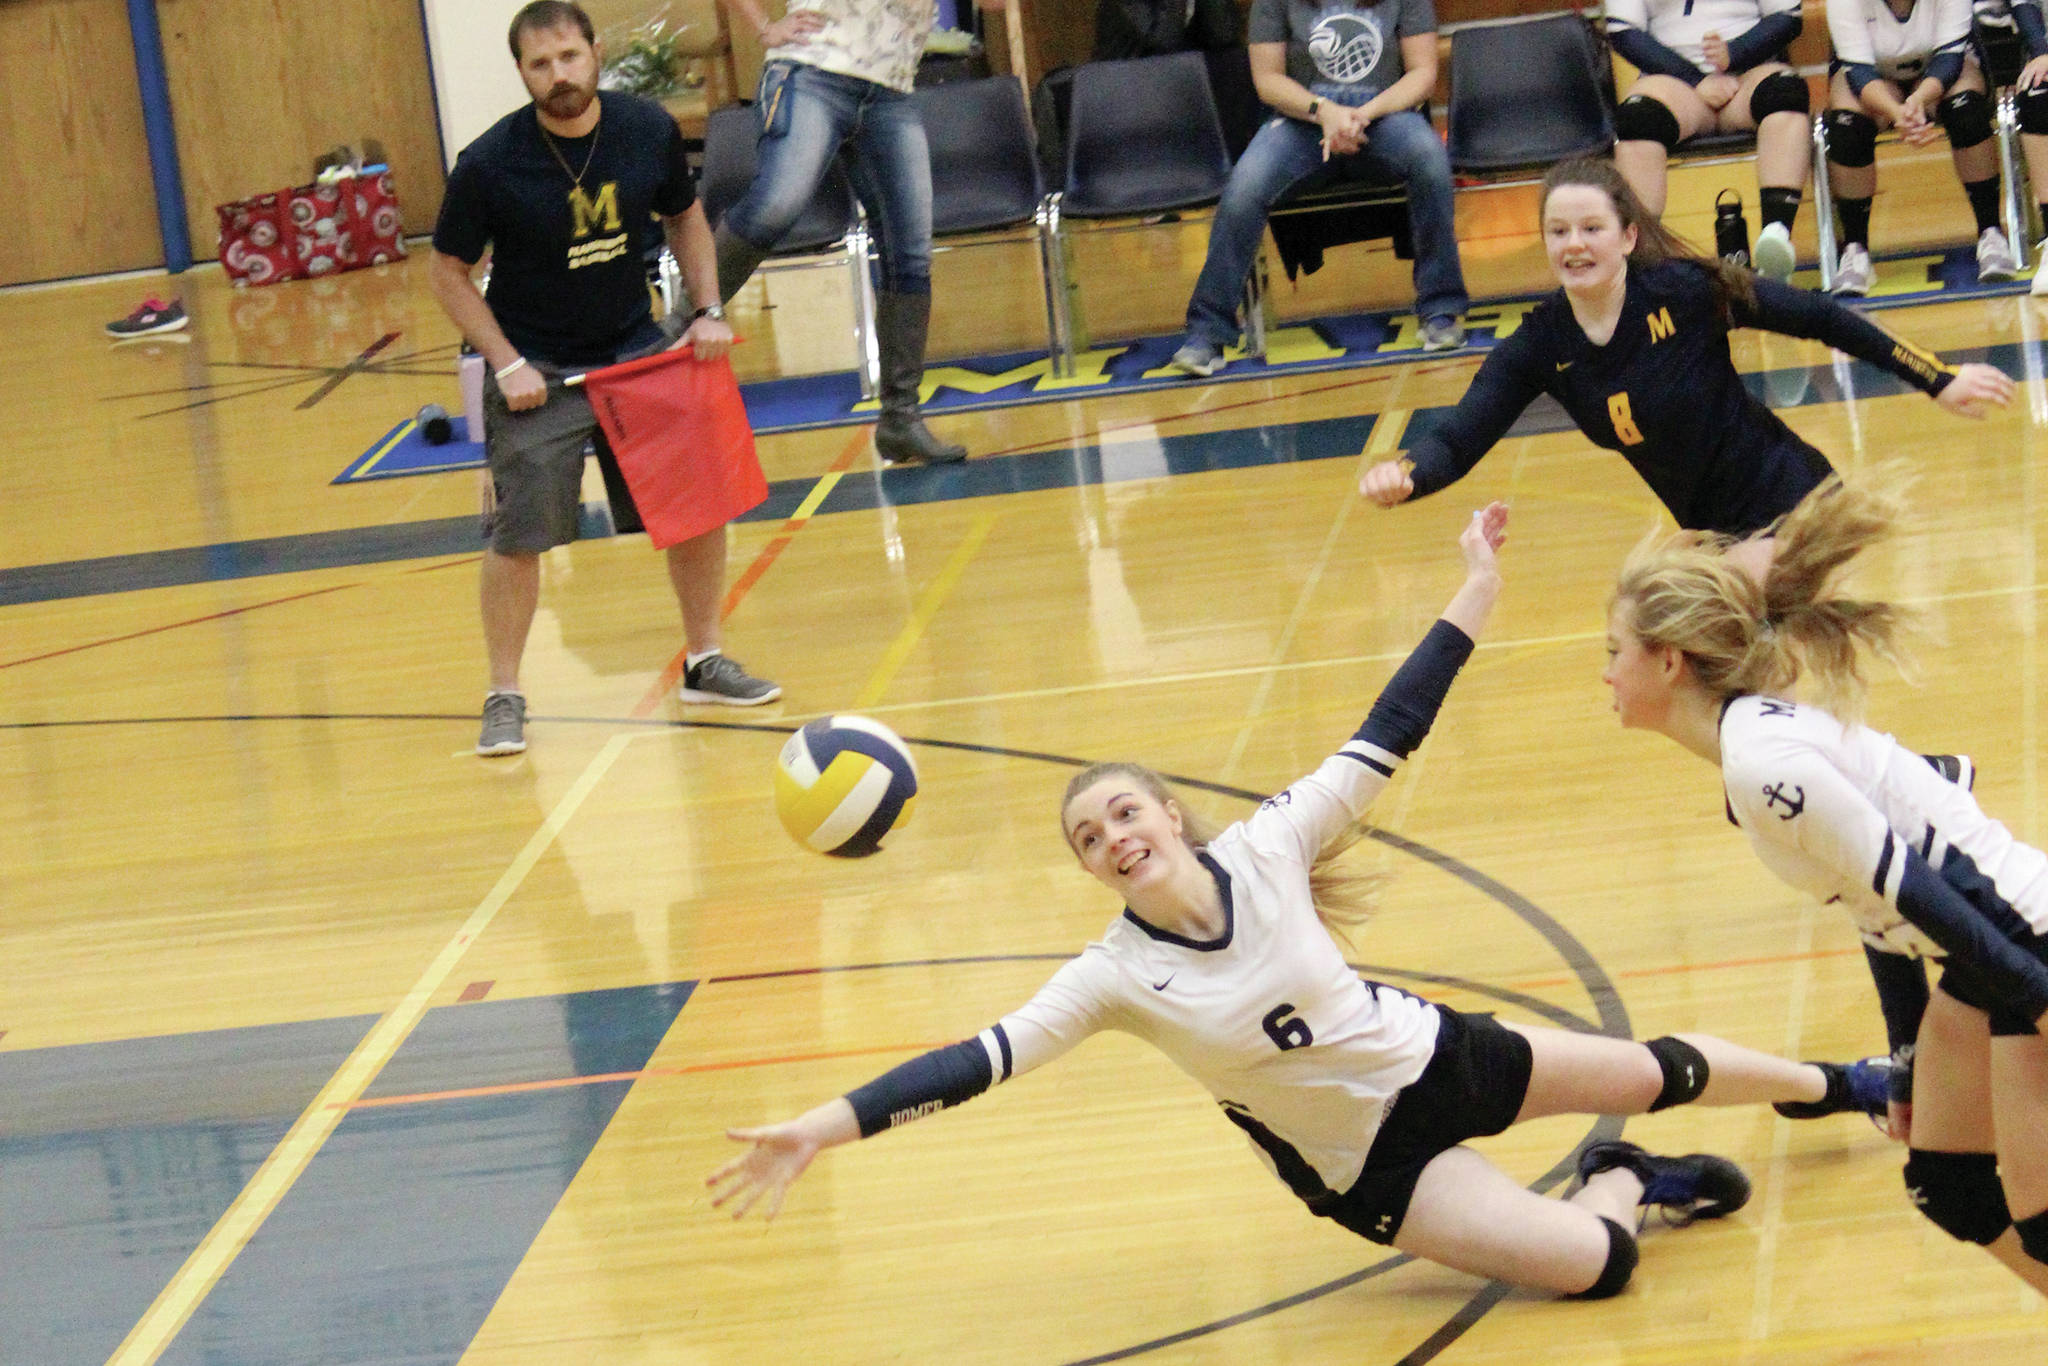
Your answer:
[1448,13,1615,173]
[1043,52,1234,373]
[689,102,879,392]
[911,75,1060,365]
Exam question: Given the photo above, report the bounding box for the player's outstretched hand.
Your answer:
[708,1120,823,1222]
[1936,363,2015,418]
[1459,501,1508,579]
[1360,457,1415,507]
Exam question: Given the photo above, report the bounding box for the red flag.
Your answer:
[580,347,767,549]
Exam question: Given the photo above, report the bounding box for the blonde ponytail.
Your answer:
[1613,476,1913,716]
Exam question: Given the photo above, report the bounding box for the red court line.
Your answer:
[0,583,357,671]
[1488,945,1864,995]
[334,1040,932,1110]
[630,425,873,716]
[336,946,1870,1112]
[973,356,1476,462]
[404,555,482,575]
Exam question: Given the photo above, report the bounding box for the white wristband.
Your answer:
[494,357,529,382]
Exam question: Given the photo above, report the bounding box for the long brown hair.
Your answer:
[1059,762,1384,946]
[1611,476,1913,717]
[1540,158,1756,323]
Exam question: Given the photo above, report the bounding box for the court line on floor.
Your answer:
[852,511,997,709]
[106,731,637,1366]
[630,425,872,716]
[0,583,357,671]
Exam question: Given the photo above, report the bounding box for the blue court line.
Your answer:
[2,337,2022,611]
[0,983,691,1366]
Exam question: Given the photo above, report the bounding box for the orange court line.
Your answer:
[334,1040,933,1110]
[630,424,872,716]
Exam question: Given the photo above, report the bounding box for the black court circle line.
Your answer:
[7,710,1634,1364]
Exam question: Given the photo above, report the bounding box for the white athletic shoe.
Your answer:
[1832,244,1875,297]
[1752,221,1796,282]
[1977,225,2019,282]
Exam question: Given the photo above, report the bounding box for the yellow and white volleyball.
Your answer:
[774,715,920,858]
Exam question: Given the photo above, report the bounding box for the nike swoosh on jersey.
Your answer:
[1555,361,1572,371]
[1152,974,1176,991]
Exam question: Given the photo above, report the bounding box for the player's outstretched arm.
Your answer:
[708,1097,859,1222]
[1934,363,2014,418]
[1440,501,1507,641]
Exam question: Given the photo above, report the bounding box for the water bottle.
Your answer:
[1714,189,1751,268]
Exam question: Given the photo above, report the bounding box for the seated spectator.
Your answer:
[1169,0,1469,377]
[1094,0,1242,60]
[1823,0,2017,294]
[1606,0,1813,281]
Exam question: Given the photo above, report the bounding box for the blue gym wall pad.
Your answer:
[127,0,192,272]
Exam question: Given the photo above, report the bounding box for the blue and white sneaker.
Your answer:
[1169,338,1225,377]
[1577,1139,1752,1227]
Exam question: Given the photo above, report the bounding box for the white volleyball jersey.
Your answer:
[767,0,935,93]
[1825,0,1973,84]
[1605,0,1802,74]
[966,741,1440,1200]
[1721,695,2048,958]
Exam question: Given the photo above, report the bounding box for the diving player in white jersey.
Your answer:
[1604,0,1813,279]
[1822,0,2019,293]
[711,506,1888,1301]
[1605,475,2048,1294]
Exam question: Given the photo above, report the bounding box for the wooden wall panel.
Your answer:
[157,0,445,262]
[0,0,162,285]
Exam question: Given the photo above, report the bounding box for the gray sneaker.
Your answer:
[679,653,782,706]
[1420,315,1467,351]
[1168,339,1225,377]
[477,690,527,756]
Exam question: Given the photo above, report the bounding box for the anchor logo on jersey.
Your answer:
[1762,782,1806,819]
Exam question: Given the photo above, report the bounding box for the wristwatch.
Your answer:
[1306,97,1321,120]
[691,303,726,322]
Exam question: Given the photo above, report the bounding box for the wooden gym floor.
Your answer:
[5,180,2048,1364]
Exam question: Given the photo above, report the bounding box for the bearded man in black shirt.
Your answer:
[431,0,780,758]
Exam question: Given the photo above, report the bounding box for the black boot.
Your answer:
[873,291,966,465]
[714,224,769,305]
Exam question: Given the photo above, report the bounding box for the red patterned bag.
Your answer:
[217,190,301,287]
[217,168,406,286]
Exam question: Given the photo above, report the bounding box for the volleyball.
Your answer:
[774,715,919,857]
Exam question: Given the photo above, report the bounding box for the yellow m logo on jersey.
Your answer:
[569,182,622,239]
[1646,307,1676,343]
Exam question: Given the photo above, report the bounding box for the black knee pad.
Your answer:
[2020,83,2048,136]
[1564,1217,1640,1300]
[1825,108,1878,167]
[1644,1035,1710,1111]
[1938,89,1995,150]
[1615,94,1683,150]
[1904,1149,2013,1245]
[1749,71,1811,121]
[2014,1209,2048,1264]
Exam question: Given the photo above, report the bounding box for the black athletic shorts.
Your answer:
[1311,1005,1534,1245]
[1937,961,2044,1037]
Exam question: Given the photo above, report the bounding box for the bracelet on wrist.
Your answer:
[495,357,528,382]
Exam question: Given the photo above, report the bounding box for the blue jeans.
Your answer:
[1184,107,1468,347]
[725,61,934,295]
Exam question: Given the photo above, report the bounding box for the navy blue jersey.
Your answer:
[1404,261,1957,535]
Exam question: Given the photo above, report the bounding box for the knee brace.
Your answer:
[1904,1149,2013,1245]
[1749,71,1812,122]
[1615,94,1683,150]
[1825,108,1878,167]
[1564,1216,1640,1300]
[1645,1035,1710,1111]
[1938,89,1995,151]
[2020,83,2048,136]
[2013,1209,2048,1264]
